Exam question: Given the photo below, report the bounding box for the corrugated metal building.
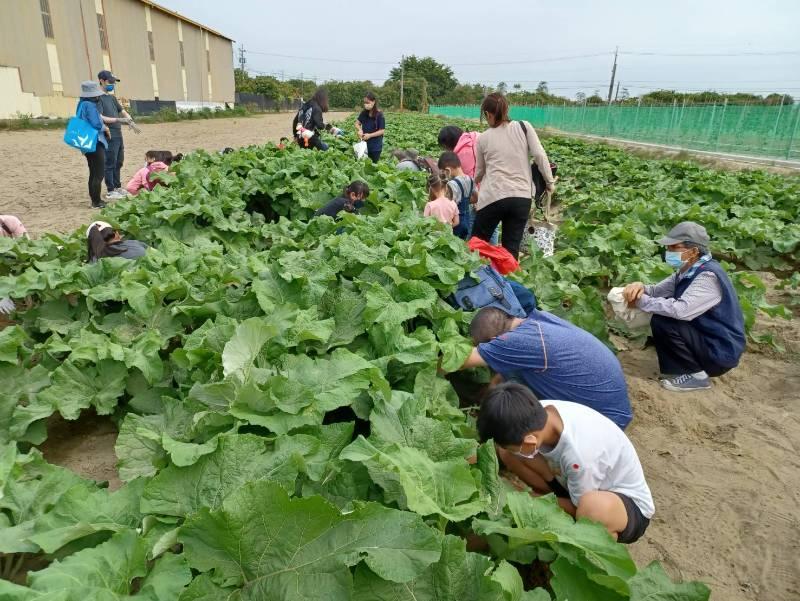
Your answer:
[0,0,235,118]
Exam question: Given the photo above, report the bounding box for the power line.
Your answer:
[247,50,395,65]
[621,50,800,57]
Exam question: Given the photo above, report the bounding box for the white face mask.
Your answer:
[511,444,539,460]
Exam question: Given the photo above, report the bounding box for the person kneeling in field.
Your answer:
[314,181,370,219]
[478,383,654,544]
[125,150,169,196]
[86,221,148,262]
[622,221,745,392]
[455,306,632,430]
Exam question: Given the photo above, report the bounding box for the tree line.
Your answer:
[235,56,794,109]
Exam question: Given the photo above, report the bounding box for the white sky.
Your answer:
[157,0,800,99]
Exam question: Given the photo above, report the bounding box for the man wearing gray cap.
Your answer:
[622,221,745,392]
[97,70,134,200]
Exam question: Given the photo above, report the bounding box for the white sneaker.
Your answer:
[114,188,128,196]
[105,190,123,200]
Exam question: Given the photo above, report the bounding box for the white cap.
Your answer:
[86,221,112,238]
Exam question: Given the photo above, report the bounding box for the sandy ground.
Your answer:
[3,116,800,601]
[0,112,350,236]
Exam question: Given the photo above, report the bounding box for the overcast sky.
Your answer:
[158,0,800,99]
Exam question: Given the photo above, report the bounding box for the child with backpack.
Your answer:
[125,150,169,196]
[423,174,459,228]
[438,152,476,240]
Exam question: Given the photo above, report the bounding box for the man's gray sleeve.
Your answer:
[637,272,722,321]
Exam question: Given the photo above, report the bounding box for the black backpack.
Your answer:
[518,121,558,202]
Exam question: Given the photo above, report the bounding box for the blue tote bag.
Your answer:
[63,104,98,153]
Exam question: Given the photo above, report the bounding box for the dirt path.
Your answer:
[0,112,351,236]
[5,115,800,601]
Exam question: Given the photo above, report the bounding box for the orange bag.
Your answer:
[467,237,519,275]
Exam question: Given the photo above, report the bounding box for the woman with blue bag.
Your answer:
[67,82,111,208]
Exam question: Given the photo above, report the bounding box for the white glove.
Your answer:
[0,297,15,315]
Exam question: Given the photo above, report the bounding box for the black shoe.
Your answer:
[91,201,107,209]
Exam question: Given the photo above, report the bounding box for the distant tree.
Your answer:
[388,56,457,102]
[536,81,549,94]
[497,82,507,94]
[575,91,586,103]
[513,83,522,90]
[586,93,605,105]
[620,87,630,101]
[764,93,795,105]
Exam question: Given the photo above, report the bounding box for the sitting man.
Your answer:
[478,383,654,544]
[623,221,745,392]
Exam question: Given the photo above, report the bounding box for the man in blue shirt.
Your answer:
[457,306,632,430]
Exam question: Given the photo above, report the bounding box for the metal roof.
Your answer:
[137,0,234,41]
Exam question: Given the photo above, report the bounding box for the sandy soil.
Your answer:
[0,112,350,236]
[4,115,799,601]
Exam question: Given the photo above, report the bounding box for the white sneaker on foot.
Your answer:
[114,188,128,196]
[660,373,712,392]
[105,190,123,200]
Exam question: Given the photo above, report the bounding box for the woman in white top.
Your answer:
[474,93,555,258]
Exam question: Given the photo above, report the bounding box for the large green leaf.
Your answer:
[178,480,442,601]
[341,435,487,522]
[141,427,351,518]
[4,530,190,601]
[628,562,711,601]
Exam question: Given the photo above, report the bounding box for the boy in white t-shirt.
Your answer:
[477,382,654,543]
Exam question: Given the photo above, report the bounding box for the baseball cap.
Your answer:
[656,221,710,246]
[98,70,120,83]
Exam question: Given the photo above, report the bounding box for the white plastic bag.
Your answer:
[0,297,15,315]
[522,222,557,257]
[607,287,652,329]
[353,140,368,159]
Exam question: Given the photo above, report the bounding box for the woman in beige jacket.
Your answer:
[474,93,555,258]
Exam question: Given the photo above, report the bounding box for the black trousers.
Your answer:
[85,146,106,206]
[650,314,730,377]
[472,196,531,259]
[368,149,381,163]
[104,136,124,191]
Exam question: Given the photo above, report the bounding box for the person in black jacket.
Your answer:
[293,88,331,151]
[314,181,370,219]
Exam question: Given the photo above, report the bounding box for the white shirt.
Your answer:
[540,400,655,518]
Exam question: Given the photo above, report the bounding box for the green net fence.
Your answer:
[430,103,800,161]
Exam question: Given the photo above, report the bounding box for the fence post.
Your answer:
[715,99,728,153]
[787,105,800,160]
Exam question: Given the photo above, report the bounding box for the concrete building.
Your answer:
[0,0,235,118]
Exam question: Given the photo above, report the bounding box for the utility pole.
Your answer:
[399,55,405,111]
[607,46,618,104]
[614,81,621,102]
[238,45,246,72]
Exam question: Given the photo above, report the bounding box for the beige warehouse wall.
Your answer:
[50,0,104,97]
[181,24,205,102]
[150,9,180,100]
[104,0,154,100]
[0,0,53,96]
[209,35,234,103]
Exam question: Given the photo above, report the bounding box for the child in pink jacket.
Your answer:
[126,150,168,196]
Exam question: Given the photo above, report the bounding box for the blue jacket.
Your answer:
[674,260,745,368]
[76,99,108,149]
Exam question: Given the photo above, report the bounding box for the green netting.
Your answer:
[430,103,800,161]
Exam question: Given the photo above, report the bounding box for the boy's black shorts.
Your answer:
[614,492,650,544]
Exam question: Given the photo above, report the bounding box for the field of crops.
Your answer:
[0,112,798,600]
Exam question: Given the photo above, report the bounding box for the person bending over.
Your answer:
[478,383,654,544]
[86,221,148,263]
[314,181,370,219]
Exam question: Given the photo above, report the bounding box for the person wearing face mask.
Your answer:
[97,70,134,201]
[478,383,654,544]
[314,181,370,219]
[622,222,745,393]
[355,92,385,163]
